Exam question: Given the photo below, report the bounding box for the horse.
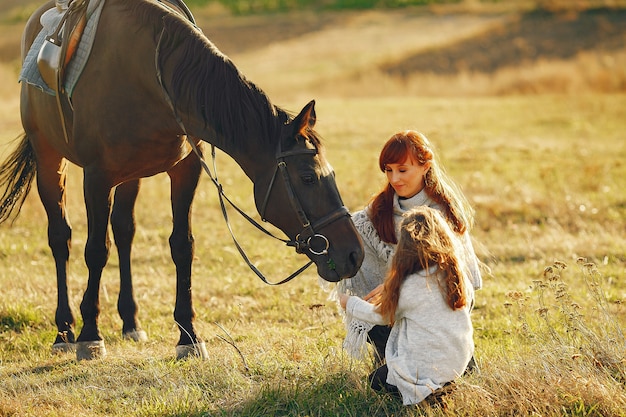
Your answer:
[0,0,364,361]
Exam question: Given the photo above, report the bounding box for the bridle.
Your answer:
[154,24,350,285]
[257,140,350,256]
[186,138,350,285]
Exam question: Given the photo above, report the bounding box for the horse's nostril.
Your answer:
[349,251,362,268]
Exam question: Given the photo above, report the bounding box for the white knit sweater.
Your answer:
[345,266,475,405]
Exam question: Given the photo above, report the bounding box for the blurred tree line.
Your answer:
[183,0,622,15]
[184,0,471,14]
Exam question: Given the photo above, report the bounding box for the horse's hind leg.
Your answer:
[35,150,75,352]
[111,179,147,342]
[168,146,206,359]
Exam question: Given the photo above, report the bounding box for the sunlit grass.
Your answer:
[1,91,624,416]
[0,2,625,415]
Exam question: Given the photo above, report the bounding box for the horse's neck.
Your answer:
[154,8,282,179]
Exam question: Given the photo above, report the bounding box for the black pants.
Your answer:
[368,364,400,397]
[367,325,391,365]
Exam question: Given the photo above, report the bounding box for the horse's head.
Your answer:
[254,101,364,282]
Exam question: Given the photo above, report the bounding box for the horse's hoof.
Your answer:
[123,329,148,342]
[76,340,107,361]
[175,342,208,360]
[51,342,76,354]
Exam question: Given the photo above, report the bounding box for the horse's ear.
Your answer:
[292,100,316,136]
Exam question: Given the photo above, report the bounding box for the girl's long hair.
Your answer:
[377,207,467,325]
[368,130,474,244]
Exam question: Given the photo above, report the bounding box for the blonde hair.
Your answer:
[368,130,474,244]
[377,206,468,325]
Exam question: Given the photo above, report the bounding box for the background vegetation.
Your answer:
[187,0,620,15]
[0,0,625,416]
[199,0,468,15]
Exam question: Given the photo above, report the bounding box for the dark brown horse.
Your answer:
[0,0,364,360]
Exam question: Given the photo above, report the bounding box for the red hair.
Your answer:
[368,131,473,244]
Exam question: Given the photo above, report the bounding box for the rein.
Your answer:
[154,24,349,285]
[186,139,314,286]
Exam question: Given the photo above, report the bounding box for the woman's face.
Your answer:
[384,157,430,198]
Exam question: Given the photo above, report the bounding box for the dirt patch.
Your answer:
[196,10,348,55]
[381,7,626,76]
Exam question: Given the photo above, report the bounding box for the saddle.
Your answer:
[32,0,194,143]
[37,0,91,94]
[35,0,195,95]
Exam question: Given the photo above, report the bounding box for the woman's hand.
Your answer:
[364,284,383,303]
[339,293,350,310]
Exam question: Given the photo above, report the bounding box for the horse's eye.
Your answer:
[301,173,316,185]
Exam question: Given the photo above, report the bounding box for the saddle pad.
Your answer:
[18,0,106,98]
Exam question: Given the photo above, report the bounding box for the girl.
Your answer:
[340,206,474,405]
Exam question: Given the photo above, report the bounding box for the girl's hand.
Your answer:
[339,294,350,310]
[364,284,383,303]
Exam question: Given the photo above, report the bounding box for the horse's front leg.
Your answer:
[111,179,147,342]
[76,167,113,360]
[168,147,206,359]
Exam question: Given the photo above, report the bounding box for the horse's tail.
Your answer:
[0,134,37,224]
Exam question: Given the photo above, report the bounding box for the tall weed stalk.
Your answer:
[488,259,626,416]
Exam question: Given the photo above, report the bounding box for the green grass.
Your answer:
[1,94,625,416]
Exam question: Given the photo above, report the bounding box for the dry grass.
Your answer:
[1,91,623,415]
[452,259,626,416]
[0,2,625,416]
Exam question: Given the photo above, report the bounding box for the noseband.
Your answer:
[258,140,350,256]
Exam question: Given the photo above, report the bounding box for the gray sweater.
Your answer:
[345,266,475,405]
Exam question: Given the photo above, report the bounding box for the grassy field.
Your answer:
[1,1,626,416]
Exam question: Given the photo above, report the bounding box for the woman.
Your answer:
[336,130,482,362]
[340,206,475,405]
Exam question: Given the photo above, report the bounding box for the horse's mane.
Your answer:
[125,0,318,151]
